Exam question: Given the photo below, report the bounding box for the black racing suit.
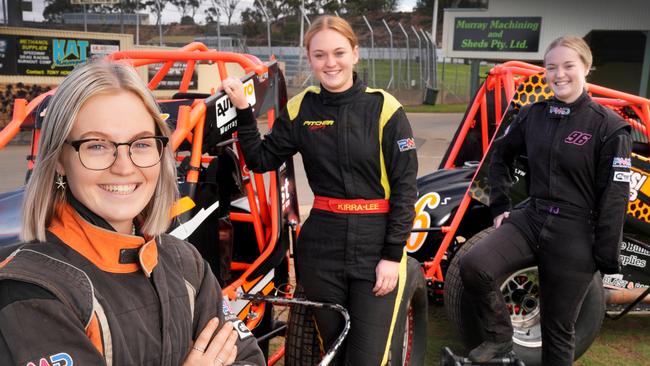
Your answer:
[461,92,632,366]
[236,77,418,365]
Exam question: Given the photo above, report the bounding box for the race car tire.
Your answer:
[285,257,428,366]
[444,227,605,366]
[388,256,428,366]
[285,287,321,366]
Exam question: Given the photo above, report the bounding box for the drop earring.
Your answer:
[55,173,66,190]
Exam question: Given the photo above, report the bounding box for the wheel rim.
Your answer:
[500,266,542,348]
[401,305,414,365]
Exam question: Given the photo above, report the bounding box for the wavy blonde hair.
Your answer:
[21,61,178,242]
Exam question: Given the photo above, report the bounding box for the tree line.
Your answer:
[42,0,486,45]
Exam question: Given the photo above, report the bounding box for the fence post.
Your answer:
[420,28,430,88]
[362,15,375,87]
[411,25,423,89]
[422,30,436,88]
[398,22,410,88]
[382,19,394,90]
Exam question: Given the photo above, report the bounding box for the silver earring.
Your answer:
[55,173,66,190]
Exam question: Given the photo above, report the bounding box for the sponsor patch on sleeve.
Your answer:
[26,352,73,366]
[612,157,631,168]
[221,299,253,339]
[613,171,631,183]
[231,319,254,339]
[397,137,416,152]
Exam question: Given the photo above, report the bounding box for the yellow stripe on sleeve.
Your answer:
[365,87,402,199]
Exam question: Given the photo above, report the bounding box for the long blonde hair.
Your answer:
[21,61,178,241]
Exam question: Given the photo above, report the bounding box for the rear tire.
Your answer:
[444,227,605,366]
[285,257,428,365]
[388,256,428,365]
[285,287,321,366]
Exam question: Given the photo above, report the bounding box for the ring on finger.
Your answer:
[215,356,225,366]
[192,345,206,353]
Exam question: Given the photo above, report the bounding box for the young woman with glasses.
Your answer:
[0,61,264,366]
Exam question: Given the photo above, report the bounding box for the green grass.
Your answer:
[575,314,650,366]
[357,60,492,103]
[403,103,467,113]
[426,304,650,365]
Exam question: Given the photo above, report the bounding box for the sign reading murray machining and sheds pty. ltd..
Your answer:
[453,17,542,52]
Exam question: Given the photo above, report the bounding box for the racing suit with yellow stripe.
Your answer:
[236,77,418,365]
[0,202,264,366]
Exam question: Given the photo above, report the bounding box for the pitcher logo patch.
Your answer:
[397,138,416,152]
[565,131,592,146]
[303,120,334,130]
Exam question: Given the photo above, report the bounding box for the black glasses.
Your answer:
[66,136,169,171]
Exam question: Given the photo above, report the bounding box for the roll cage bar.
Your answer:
[425,60,650,283]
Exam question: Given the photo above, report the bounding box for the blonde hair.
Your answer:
[544,35,593,70]
[21,61,178,242]
[304,15,359,51]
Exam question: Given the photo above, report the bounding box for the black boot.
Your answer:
[467,339,513,363]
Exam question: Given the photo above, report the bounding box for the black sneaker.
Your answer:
[467,340,513,363]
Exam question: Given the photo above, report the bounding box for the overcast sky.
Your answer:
[16,0,419,24]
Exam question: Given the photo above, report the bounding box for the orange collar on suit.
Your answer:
[48,203,158,277]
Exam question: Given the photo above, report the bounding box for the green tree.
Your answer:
[207,0,240,25]
[415,0,488,14]
[169,0,201,22]
[142,0,172,26]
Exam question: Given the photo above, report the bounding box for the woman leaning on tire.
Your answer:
[459,36,632,365]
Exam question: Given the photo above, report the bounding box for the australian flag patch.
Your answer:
[612,157,631,168]
[397,137,416,152]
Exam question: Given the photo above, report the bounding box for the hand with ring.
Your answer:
[183,317,238,365]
